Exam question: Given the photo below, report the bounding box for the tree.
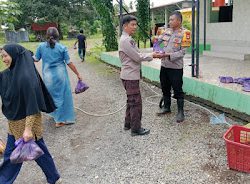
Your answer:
[136,0,150,48]
[103,0,114,15]
[68,0,99,34]
[91,0,118,51]
[113,3,129,14]
[113,3,130,28]
[11,0,70,39]
[8,0,33,29]
[12,0,99,37]
[0,1,22,30]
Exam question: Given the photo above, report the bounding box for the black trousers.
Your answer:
[160,67,184,99]
[122,80,142,131]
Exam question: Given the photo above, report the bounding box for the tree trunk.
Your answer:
[58,22,63,40]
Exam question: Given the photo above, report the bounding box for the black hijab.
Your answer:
[0,44,56,121]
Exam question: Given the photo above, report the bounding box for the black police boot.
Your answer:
[176,98,185,123]
[157,96,171,116]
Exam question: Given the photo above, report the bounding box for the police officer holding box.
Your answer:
[157,11,190,123]
[119,15,164,136]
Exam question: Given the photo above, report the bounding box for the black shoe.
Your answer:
[131,128,150,136]
[124,122,130,130]
[157,107,171,116]
[124,126,131,130]
[176,99,185,123]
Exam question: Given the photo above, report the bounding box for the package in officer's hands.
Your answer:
[152,36,165,54]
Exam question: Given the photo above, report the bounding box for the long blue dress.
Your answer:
[35,42,75,124]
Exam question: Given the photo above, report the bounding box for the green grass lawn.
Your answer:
[20,40,76,53]
[0,40,76,71]
[0,33,104,71]
[0,38,102,71]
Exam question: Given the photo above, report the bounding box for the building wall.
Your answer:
[200,0,250,43]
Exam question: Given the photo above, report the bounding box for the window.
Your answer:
[209,0,233,23]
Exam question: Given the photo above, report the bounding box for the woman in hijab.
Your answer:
[35,27,82,128]
[0,44,61,184]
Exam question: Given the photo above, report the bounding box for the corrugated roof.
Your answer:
[151,0,187,10]
[119,0,189,15]
[31,23,58,31]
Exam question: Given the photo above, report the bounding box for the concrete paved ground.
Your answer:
[0,46,249,184]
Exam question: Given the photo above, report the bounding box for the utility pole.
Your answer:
[204,0,207,51]
[196,0,200,78]
[191,0,195,77]
[191,0,200,78]
[119,0,123,36]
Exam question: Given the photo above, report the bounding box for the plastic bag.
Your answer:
[10,138,44,164]
[210,113,231,126]
[243,83,250,92]
[75,80,89,94]
[219,76,233,83]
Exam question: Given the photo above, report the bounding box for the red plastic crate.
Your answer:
[223,125,250,173]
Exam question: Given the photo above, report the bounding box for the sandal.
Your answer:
[55,122,66,128]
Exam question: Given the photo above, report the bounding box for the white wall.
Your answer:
[199,0,250,43]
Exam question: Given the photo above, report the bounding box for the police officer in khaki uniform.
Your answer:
[157,11,189,123]
[119,15,164,136]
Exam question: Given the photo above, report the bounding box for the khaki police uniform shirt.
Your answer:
[119,31,153,80]
[161,28,186,69]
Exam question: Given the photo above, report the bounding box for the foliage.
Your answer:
[68,0,99,35]
[60,23,70,36]
[91,0,118,51]
[0,31,5,44]
[0,1,22,30]
[182,19,191,31]
[28,33,37,42]
[152,9,165,24]
[8,0,32,29]
[136,0,150,48]
[91,20,102,35]
[113,3,130,15]
[79,21,91,36]
[113,2,130,28]
[11,0,100,38]
[10,0,70,38]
